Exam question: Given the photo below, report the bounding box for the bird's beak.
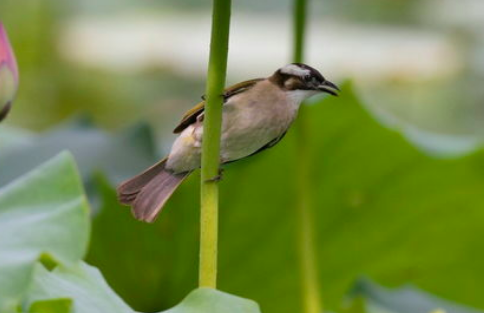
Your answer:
[317,80,340,96]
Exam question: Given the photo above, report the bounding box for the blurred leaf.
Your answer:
[0,121,158,188]
[348,279,483,313]
[25,261,260,313]
[24,263,133,313]
[0,125,36,150]
[28,299,72,313]
[87,84,484,312]
[0,152,90,313]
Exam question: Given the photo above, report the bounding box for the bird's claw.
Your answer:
[205,168,224,183]
[201,94,226,101]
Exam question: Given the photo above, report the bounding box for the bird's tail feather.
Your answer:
[117,159,189,223]
[117,159,168,205]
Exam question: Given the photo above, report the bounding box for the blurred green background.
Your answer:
[2,0,484,145]
[1,0,484,313]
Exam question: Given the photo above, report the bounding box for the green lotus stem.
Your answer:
[293,0,307,64]
[293,0,323,312]
[199,0,232,288]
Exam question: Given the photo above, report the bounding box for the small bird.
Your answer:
[118,63,339,222]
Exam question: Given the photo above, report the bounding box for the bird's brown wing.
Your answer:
[173,78,264,134]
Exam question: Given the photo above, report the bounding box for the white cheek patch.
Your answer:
[280,64,310,77]
[286,90,319,108]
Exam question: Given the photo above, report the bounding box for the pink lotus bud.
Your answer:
[0,22,18,122]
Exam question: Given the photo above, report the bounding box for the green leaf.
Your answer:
[24,263,133,313]
[24,261,259,313]
[163,288,261,313]
[29,299,72,313]
[349,279,484,313]
[0,152,90,313]
[87,84,484,312]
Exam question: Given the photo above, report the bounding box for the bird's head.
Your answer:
[270,63,339,97]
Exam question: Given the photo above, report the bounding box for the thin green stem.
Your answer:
[295,120,323,313]
[199,0,232,288]
[293,0,323,312]
[293,0,307,63]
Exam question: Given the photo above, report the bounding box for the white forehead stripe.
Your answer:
[280,64,310,77]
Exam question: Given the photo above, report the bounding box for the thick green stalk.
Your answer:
[199,0,232,288]
[293,0,323,312]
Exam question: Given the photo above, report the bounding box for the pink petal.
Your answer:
[0,22,18,82]
[0,22,18,122]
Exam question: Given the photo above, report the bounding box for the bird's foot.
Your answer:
[205,168,224,183]
[201,94,225,101]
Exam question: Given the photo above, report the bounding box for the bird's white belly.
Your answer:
[219,102,290,162]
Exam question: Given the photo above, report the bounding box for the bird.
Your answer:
[117,63,339,222]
